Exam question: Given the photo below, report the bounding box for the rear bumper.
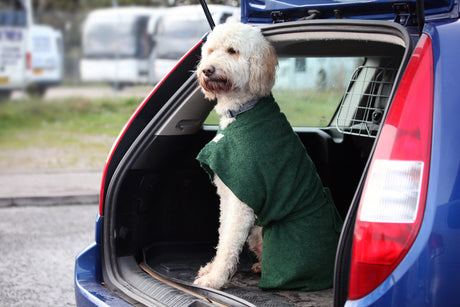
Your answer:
[74,243,130,306]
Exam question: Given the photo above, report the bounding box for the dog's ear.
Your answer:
[249,43,278,97]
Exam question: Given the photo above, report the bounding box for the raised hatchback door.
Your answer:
[241,0,457,24]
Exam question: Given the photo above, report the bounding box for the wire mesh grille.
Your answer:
[336,66,397,138]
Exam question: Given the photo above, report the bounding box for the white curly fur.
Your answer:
[194,22,278,289]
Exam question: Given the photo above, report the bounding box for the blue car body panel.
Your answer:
[75,217,130,306]
[345,19,460,306]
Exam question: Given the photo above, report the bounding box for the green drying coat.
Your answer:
[196,95,343,291]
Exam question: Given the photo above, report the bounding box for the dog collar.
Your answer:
[226,98,259,118]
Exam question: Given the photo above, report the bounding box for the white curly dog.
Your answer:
[194,22,277,289]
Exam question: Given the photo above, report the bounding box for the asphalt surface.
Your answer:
[0,204,97,306]
[0,170,101,306]
[11,85,152,101]
[0,87,122,305]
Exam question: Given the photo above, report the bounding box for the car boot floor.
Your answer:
[142,242,333,306]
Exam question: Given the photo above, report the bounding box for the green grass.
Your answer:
[2,97,139,132]
[0,97,140,145]
[0,96,141,171]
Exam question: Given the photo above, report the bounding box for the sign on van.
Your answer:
[0,28,24,41]
[1,29,23,67]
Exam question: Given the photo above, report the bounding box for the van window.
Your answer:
[32,34,52,53]
[156,16,209,59]
[204,56,364,127]
[84,21,136,57]
[83,15,151,59]
[0,9,26,26]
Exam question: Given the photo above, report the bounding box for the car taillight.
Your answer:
[26,52,32,70]
[348,34,433,300]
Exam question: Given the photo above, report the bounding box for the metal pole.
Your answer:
[199,0,215,30]
[416,0,425,36]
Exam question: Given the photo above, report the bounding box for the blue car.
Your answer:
[75,0,460,306]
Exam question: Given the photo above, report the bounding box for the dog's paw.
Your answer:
[247,226,263,261]
[197,263,213,278]
[194,274,226,289]
[251,262,262,274]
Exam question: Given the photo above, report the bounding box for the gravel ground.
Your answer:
[11,85,152,101]
[0,204,97,306]
[0,145,110,173]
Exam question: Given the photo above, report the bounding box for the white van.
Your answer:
[26,24,63,96]
[151,5,238,84]
[0,0,33,100]
[80,7,162,89]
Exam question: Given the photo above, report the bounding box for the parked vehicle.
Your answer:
[0,0,32,100]
[75,0,460,306]
[151,5,238,83]
[26,24,63,97]
[79,7,162,89]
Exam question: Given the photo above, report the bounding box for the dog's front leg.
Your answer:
[247,225,263,273]
[194,175,255,289]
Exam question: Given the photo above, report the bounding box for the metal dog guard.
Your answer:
[336,66,397,138]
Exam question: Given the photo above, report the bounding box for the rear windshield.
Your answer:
[205,56,364,127]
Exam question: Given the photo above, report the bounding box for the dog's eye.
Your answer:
[227,47,237,55]
[207,48,214,55]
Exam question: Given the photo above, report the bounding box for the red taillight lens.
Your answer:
[26,52,32,70]
[348,34,433,300]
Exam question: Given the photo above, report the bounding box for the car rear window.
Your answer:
[204,56,364,127]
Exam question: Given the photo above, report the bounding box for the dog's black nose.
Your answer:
[202,65,215,77]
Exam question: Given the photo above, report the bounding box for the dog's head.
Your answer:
[197,22,278,101]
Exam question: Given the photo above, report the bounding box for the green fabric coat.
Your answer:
[196,95,343,291]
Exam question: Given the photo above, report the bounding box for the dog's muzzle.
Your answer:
[199,65,233,94]
[202,65,216,77]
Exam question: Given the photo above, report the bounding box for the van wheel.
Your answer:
[110,82,125,91]
[26,85,47,98]
[0,90,12,102]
